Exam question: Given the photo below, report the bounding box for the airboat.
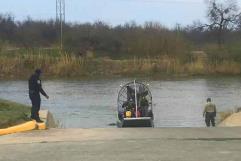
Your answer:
[117,80,154,127]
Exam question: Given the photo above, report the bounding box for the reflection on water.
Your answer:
[0,77,241,128]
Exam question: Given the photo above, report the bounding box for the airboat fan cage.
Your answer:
[117,81,153,119]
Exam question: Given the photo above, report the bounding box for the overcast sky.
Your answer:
[0,0,241,27]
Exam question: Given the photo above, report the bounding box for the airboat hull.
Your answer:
[117,117,154,128]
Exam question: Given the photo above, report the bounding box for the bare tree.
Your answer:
[205,0,241,46]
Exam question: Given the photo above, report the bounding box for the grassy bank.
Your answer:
[0,99,31,128]
[0,53,241,79]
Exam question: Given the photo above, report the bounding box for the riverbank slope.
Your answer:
[219,111,241,127]
[0,99,30,128]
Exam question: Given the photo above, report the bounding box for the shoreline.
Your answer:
[1,54,241,80]
[1,73,241,81]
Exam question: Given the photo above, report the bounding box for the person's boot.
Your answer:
[36,118,44,123]
[31,116,36,121]
[36,120,44,123]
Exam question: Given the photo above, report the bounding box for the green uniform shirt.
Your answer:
[203,102,216,115]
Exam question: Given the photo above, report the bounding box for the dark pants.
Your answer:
[29,94,41,121]
[205,112,216,127]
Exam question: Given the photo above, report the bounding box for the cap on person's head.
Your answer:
[207,98,211,102]
[35,69,42,75]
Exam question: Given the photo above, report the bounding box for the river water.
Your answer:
[1,77,241,128]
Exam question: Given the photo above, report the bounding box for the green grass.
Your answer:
[0,99,31,128]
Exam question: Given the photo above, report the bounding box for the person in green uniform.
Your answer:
[203,98,216,127]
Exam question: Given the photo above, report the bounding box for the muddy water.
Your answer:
[1,77,241,128]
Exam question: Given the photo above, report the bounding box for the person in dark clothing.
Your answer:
[203,98,216,127]
[140,96,149,117]
[127,86,135,101]
[28,69,49,123]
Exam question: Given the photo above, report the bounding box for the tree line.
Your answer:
[0,0,241,59]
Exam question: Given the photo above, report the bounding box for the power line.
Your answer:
[56,0,65,50]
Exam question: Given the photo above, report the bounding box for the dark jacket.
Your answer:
[28,73,47,97]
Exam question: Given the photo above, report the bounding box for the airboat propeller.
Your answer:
[117,80,154,127]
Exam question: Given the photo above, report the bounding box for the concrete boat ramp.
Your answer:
[1,128,241,161]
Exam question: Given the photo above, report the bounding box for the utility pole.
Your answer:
[56,0,65,50]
